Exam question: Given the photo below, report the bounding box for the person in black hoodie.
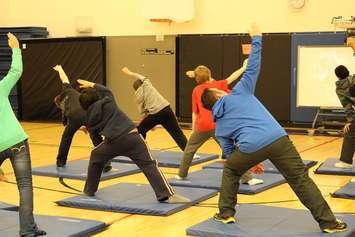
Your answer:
[77,79,189,203]
[53,65,112,172]
[333,65,354,168]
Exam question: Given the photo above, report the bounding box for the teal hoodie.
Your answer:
[0,48,27,152]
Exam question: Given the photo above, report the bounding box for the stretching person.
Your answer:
[200,24,347,233]
[177,56,263,186]
[121,67,187,151]
[53,65,111,172]
[77,79,189,203]
[333,65,354,168]
[0,33,46,237]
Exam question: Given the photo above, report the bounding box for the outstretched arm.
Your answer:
[225,59,248,85]
[53,65,70,84]
[232,24,262,94]
[122,67,146,81]
[77,79,114,99]
[0,33,22,96]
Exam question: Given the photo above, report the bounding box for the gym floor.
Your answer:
[0,122,354,236]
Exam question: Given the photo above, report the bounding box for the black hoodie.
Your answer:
[335,75,355,122]
[86,84,136,142]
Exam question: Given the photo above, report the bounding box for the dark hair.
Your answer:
[350,84,355,97]
[334,65,349,80]
[133,79,143,91]
[79,88,100,110]
[201,88,218,111]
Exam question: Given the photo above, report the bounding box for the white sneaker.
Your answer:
[193,154,201,159]
[334,161,353,169]
[247,178,264,186]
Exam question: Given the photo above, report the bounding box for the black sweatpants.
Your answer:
[219,136,337,229]
[84,131,175,200]
[138,106,187,151]
[340,120,355,164]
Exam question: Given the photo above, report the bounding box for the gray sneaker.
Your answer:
[162,194,191,204]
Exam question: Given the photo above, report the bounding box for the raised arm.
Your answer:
[232,24,262,94]
[122,67,146,81]
[225,59,248,85]
[0,33,23,96]
[53,65,70,84]
[77,79,114,99]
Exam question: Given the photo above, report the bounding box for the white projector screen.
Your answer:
[297,46,355,107]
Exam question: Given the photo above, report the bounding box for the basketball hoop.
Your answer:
[331,16,355,29]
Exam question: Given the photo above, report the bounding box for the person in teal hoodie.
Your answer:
[0,33,46,237]
[200,24,347,233]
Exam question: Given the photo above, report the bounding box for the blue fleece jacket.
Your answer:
[212,36,286,155]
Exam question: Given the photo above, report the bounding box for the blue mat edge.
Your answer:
[32,167,141,181]
[331,182,355,200]
[314,162,355,176]
[56,188,218,216]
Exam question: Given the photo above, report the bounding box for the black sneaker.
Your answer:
[322,219,347,233]
[21,229,46,237]
[213,213,236,224]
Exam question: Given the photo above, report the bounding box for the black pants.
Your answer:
[138,106,187,151]
[219,136,337,229]
[56,118,102,166]
[84,132,175,200]
[340,120,355,164]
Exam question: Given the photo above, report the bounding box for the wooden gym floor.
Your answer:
[0,122,354,236]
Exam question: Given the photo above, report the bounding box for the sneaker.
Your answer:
[213,213,236,224]
[193,154,201,159]
[160,194,191,204]
[334,161,353,169]
[103,165,112,173]
[247,178,264,186]
[174,175,187,180]
[21,229,46,237]
[322,219,347,233]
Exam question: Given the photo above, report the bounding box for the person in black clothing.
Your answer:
[77,79,189,203]
[53,65,111,172]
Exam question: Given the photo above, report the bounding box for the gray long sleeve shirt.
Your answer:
[134,77,170,116]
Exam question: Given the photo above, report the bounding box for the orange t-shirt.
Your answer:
[192,79,230,132]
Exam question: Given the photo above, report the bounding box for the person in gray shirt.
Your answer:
[122,67,187,151]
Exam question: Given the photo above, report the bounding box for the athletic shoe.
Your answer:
[247,178,264,186]
[334,161,353,169]
[322,219,347,233]
[160,194,190,204]
[213,213,236,224]
[21,229,46,237]
[193,154,201,159]
[103,164,113,173]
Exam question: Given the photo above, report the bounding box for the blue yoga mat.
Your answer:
[332,181,355,199]
[32,159,140,180]
[203,159,317,173]
[0,202,17,211]
[57,183,217,216]
[0,210,106,237]
[187,204,355,237]
[169,169,286,194]
[112,150,218,168]
[315,158,355,176]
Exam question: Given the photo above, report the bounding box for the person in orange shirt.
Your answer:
[177,60,263,186]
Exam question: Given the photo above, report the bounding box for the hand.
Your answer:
[186,70,195,78]
[343,122,351,134]
[53,65,63,72]
[242,59,248,69]
[122,67,133,75]
[250,163,264,174]
[79,126,88,134]
[7,32,19,49]
[77,79,95,88]
[248,23,262,37]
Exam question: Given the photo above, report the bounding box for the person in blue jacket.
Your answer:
[200,24,347,233]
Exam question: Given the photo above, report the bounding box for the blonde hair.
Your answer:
[186,65,211,85]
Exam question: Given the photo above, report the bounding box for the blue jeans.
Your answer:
[0,140,39,236]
